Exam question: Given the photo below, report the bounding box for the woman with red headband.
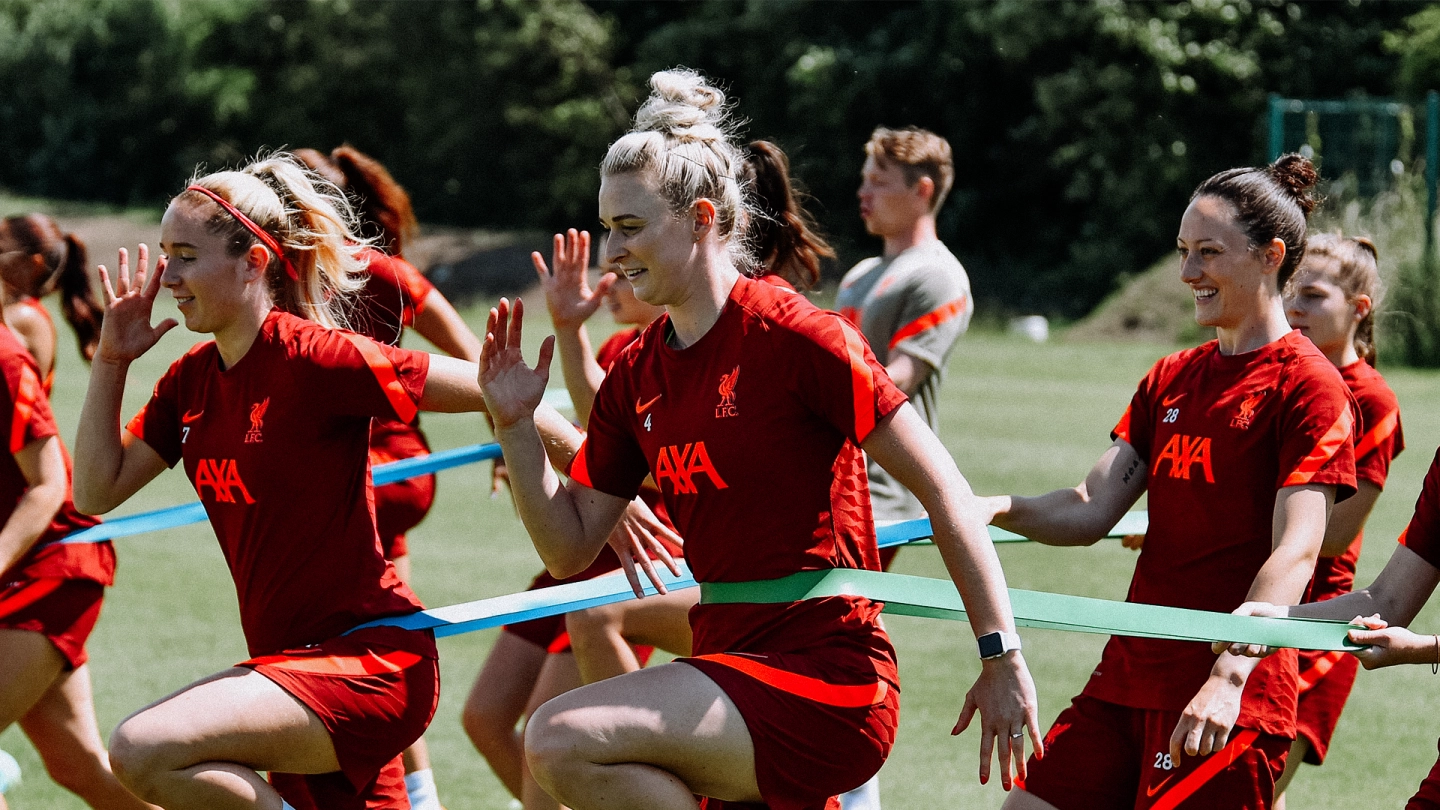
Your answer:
[0,219,147,810]
[295,145,482,810]
[69,153,673,810]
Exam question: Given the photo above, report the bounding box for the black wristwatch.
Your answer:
[977,631,1023,660]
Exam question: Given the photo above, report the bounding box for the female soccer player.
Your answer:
[0,214,105,389]
[294,145,483,810]
[0,227,145,810]
[69,154,501,810]
[1272,234,1402,808]
[988,155,1356,810]
[478,68,1040,810]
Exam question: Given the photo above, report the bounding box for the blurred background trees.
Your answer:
[0,0,1432,319]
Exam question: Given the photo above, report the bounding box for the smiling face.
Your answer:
[1176,195,1281,331]
[857,155,930,238]
[598,170,700,307]
[1286,256,1362,361]
[159,201,265,336]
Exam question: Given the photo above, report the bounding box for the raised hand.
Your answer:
[606,497,685,597]
[477,298,555,429]
[95,244,178,365]
[953,652,1043,791]
[533,229,614,331]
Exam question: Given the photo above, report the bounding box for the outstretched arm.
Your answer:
[74,245,174,514]
[984,438,1148,546]
[863,404,1040,791]
[0,437,68,575]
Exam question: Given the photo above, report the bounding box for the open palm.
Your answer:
[533,229,613,331]
[95,244,178,365]
[478,298,555,429]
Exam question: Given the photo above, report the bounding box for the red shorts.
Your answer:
[372,473,436,560]
[1293,648,1358,764]
[683,640,899,810]
[240,625,439,796]
[1406,738,1440,809]
[269,757,407,810]
[1021,695,1290,810]
[0,577,104,669]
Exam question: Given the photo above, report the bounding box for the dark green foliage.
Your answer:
[0,0,1427,317]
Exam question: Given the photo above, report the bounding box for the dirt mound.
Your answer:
[1066,255,1213,345]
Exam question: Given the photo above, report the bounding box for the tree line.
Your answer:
[3,0,1439,317]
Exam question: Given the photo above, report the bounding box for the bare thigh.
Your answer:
[526,661,760,803]
[111,667,340,776]
[0,629,65,729]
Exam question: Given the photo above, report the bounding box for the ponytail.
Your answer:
[57,233,102,361]
[742,140,834,291]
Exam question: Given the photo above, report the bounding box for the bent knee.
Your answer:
[108,716,176,799]
[523,700,583,787]
[461,700,517,754]
[564,604,621,641]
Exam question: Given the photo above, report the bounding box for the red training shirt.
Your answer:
[353,250,438,466]
[568,276,906,663]
[1398,450,1440,571]
[1099,330,1357,737]
[0,324,109,585]
[1310,361,1402,603]
[594,327,675,538]
[127,310,429,656]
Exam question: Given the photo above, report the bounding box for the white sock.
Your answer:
[839,774,881,810]
[405,768,442,810]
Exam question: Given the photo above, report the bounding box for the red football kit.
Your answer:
[1294,360,1402,765]
[1023,331,1357,810]
[353,249,438,560]
[1390,451,1440,810]
[0,323,110,668]
[503,326,672,659]
[127,309,438,807]
[568,275,905,810]
[10,296,56,394]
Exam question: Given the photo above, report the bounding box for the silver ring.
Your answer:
[1010,732,1024,739]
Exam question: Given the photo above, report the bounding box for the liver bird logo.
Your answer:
[715,366,740,418]
[245,397,270,443]
[1231,390,1264,430]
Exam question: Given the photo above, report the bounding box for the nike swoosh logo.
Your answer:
[1146,773,1176,798]
[1161,394,1186,407]
[636,394,662,414]
[182,410,204,424]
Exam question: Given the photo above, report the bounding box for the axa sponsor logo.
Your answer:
[654,441,728,495]
[716,366,739,419]
[245,397,270,444]
[1152,433,1214,483]
[194,458,256,504]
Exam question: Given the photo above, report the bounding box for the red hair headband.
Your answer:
[185,184,298,280]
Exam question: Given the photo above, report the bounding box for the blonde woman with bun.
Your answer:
[479,68,1040,810]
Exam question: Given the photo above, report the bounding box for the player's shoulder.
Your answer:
[1341,359,1399,413]
[1145,341,1215,388]
[839,256,883,289]
[1273,331,1347,389]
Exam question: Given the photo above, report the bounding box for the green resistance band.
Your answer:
[701,569,1361,652]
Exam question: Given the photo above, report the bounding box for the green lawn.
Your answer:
[4,291,1440,809]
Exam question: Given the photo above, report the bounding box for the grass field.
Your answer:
[3,283,1440,809]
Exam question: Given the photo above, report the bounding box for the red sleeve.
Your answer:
[1401,449,1440,569]
[1,355,56,455]
[1353,386,1403,489]
[565,367,649,500]
[125,359,184,467]
[391,255,436,319]
[1112,357,1166,460]
[793,312,906,445]
[1276,360,1357,499]
[316,330,430,424]
[595,329,640,372]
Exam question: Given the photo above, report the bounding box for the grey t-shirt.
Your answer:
[835,240,972,520]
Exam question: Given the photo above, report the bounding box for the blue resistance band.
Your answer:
[59,442,505,544]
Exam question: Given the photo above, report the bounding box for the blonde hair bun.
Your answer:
[634,69,732,143]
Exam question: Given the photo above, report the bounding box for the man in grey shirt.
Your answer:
[837,126,973,550]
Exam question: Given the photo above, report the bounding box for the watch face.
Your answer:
[978,632,1004,659]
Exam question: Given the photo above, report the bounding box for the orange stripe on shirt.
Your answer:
[9,363,40,454]
[1148,729,1260,810]
[568,440,594,488]
[244,648,424,676]
[839,321,877,442]
[692,652,889,708]
[888,295,968,351]
[1354,408,1399,461]
[1297,650,1346,693]
[339,332,419,424]
[0,578,64,620]
[1113,405,1133,443]
[1283,408,1354,487]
